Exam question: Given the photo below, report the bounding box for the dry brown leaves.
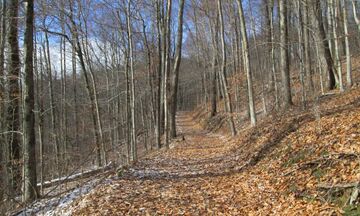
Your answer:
[65,88,359,216]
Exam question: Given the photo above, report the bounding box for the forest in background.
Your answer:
[0,0,360,214]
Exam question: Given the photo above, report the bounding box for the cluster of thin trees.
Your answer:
[0,0,359,213]
[186,0,359,135]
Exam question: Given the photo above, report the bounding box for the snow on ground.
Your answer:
[17,174,106,216]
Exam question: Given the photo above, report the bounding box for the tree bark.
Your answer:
[279,0,293,107]
[126,0,137,161]
[0,0,7,199]
[352,0,360,35]
[330,0,344,91]
[342,0,352,87]
[218,0,236,136]
[313,0,336,90]
[6,0,21,194]
[267,0,279,109]
[169,0,185,138]
[23,0,38,202]
[236,0,257,126]
[163,0,172,148]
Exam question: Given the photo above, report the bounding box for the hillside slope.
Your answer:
[48,87,360,215]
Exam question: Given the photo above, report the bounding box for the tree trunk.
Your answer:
[236,0,257,126]
[352,0,360,35]
[342,0,352,87]
[297,0,307,109]
[43,31,60,173]
[218,0,236,136]
[37,47,45,196]
[155,0,162,149]
[163,0,172,148]
[301,0,314,95]
[267,0,280,109]
[313,0,336,90]
[126,0,137,161]
[6,0,21,194]
[331,0,344,91]
[169,0,185,139]
[0,0,6,199]
[279,0,293,107]
[23,0,38,202]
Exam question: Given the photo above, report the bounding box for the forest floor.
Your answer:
[39,87,360,215]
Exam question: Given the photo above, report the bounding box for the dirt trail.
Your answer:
[125,112,235,179]
[66,112,264,215]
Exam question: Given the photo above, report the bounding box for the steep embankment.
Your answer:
[50,87,360,215]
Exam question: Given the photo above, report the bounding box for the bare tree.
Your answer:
[279,0,293,107]
[342,0,352,87]
[169,0,185,138]
[236,0,256,126]
[313,0,336,90]
[23,0,38,202]
[330,0,344,91]
[6,0,21,194]
[217,0,236,136]
[126,0,137,160]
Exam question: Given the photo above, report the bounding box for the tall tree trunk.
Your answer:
[301,0,314,95]
[313,0,337,90]
[141,17,156,149]
[217,0,236,136]
[155,0,162,149]
[169,0,185,138]
[331,0,344,91]
[23,0,38,202]
[279,0,293,107]
[6,0,21,194]
[163,0,171,148]
[37,48,45,196]
[126,0,137,161]
[0,0,6,198]
[342,0,352,87]
[236,0,257,126]
[71,31,79,150]
[208,10,218,118]
[297,0,307,109]
[43,32,60,173]
[267,0,279,109]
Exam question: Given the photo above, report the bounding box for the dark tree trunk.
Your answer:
[23,0,38,202]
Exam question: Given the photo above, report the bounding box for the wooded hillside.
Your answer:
[0,0,359,215]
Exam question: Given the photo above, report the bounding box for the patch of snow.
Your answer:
[17,173,108,216]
